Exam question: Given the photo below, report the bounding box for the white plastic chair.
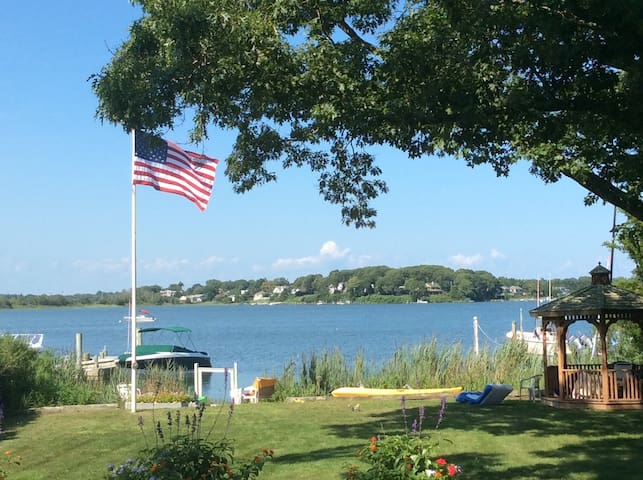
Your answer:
[519,374,542,401]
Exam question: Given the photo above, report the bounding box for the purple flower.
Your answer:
[400,395,408,431]
[436,395,447,429]
[417,405,426,433]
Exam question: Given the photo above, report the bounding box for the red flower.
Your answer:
[369,444,377,452]
[448,464,458,476]
[436,458,447,465]
[369,436,378,443]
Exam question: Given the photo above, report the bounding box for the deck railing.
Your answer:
[558,364,642,402]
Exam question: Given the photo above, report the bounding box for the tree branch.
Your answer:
[561,168,643,221]
[337,19,377,53]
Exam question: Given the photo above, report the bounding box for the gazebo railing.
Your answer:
[558,364,642,402]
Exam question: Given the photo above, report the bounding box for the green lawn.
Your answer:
[2,397,642,479]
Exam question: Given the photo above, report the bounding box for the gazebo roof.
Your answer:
[530,263,643,322]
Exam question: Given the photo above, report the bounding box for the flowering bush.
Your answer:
[1,450,21,480]
[135,392,193,404]
[345,397,461,479]
[106,380,272,480]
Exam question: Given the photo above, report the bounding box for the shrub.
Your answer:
[344,397,461,479]
[0,336,38,411]
[106,387,272,480]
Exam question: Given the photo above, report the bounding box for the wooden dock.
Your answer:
[81,355,119,379]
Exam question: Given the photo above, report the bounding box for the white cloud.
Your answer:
[273,240,350,269]
[490,248,505,259]
[141,257,190,273]
[319,240,350,259]
[348,253,373,267]
[448,248,507,270]
[72,257,129,273]
[448,253,484,268]
[202,255,228,266]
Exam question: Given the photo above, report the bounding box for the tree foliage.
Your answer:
[614,214,643,281]
[92,0,643,226]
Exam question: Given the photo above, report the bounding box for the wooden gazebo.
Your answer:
[529,263,643,410]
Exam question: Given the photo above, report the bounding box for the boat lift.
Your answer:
[194,362,241,404]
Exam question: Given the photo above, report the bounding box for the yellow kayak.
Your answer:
[331,386,464,398]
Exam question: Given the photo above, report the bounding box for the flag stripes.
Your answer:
[133,132,218,211]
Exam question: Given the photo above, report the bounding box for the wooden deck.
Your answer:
[543,363,643,410]
[81,355,118,380]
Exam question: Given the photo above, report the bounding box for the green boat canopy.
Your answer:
[137,326,192,334]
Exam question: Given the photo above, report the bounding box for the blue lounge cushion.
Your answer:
[456,384,512,405]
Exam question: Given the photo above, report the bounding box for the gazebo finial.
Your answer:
[590,262,611,285]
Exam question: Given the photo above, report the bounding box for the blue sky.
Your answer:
[0,1,634,295]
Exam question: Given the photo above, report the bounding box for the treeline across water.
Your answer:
[0,264,594,309]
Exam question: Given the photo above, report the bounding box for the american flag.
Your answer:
[133,131,218,211]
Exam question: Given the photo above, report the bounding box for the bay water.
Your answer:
[1,301,584,399]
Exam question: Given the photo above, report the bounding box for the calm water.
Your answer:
[1,301,583,398]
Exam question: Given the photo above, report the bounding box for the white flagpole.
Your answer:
[130,130,138,413]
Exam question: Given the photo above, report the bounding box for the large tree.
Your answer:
[92,0,643,227]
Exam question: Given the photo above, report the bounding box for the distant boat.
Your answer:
[9,333,44,350]
[505,328,557,354]
[118,326,211,369]
[122,308,156,323]
[506,309,594,355]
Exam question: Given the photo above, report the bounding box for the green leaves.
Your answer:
[93,0,643,225]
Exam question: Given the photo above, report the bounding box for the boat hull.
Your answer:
[118,348,211,369]
[9,333,44,349]
[331,386,464,398]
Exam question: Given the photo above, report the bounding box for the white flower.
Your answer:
[426,468,436,477]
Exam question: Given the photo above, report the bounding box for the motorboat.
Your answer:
[122,308,156,323]
[118,326,211,369]
[9,333,44,350]
[505,307,595,355]
[505,328,557,355]
[506,327,595,355]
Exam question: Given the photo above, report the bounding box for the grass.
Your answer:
[2,396,642,479]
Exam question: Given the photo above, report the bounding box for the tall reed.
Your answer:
[274,339,544,398]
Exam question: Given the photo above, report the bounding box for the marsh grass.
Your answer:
[274,340,543,398]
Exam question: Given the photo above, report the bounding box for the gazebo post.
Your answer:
[598,319,610,403]
[541,318,549,394]
[555,321,567,397]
